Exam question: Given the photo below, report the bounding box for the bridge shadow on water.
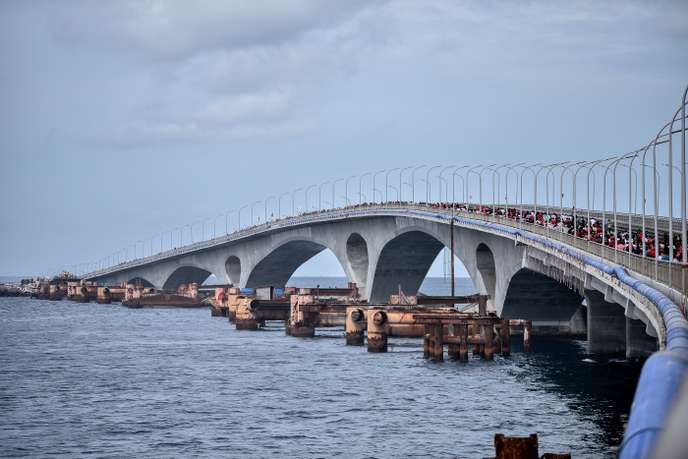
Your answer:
[510,336,641,449]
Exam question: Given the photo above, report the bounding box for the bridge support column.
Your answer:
[569,305,587,336]
[585,291,626,355]
[367,309,388,353]
[626,317,657,360]
[346,307,366,345]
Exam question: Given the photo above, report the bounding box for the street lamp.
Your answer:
[291,187,303,215]
[318,181,331,210]
[358,172,372,204]
[411,165,427,203]
[439,165,455,202]
[425,165,441,202]
[452,166,468,204]
[518,163,540,228]
[399,166,413,202]
[476,164,496,211]
[305,184,317,211]
[238,204,248,229]
[264,196,276,222]
[332,178,344,209]
[385,168,400,202]
[250,200,262,225]
[278,192,289,218]
[345,175,356,206]
[372,169,386,203]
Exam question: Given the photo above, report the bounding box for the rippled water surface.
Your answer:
[1,277,640,458]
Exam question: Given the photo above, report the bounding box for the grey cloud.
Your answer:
[50,0,379,61]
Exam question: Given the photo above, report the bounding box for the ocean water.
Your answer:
[0,277,640,458]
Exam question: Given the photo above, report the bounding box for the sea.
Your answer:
[0,277,640,458]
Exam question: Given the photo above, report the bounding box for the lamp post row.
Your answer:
[74,86,687,276]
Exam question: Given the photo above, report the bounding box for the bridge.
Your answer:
[72,86,688,457]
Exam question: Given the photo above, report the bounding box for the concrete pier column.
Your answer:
[500,320,510,356]
[367,309,388,353]
[568,305,587,336]
[626,317,658,359]
[345,307,366,345]
[585,290,626,355]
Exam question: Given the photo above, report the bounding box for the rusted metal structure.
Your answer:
[286,284,362,337]
[488,433,571,459]
[343,297,532,359]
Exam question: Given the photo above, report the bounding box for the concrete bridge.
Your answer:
[86,203,680,359]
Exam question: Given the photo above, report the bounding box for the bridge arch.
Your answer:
[127,277,154,288]
[225,256,241,286]
[502,268,585,334]
[245,239,331,288]
[369,230,445,303]
[162,265,212,291]
[346,232,369,288]
[475,243,496,302]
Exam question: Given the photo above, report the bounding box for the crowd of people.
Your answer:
[291,200,685,263]
[427,202,684,263]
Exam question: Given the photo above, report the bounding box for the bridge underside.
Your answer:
[90,213,663,356]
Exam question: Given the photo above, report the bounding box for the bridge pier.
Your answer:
[585,290,626,355]
[626,317,658,359]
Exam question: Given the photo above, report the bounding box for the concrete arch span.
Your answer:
[162,266,212,291]
[502,268,585,335]
[245,240,328,288]
[127,277,154,288]
[369,230,445,303]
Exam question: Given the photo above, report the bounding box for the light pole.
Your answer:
[358,172,372,204]
[476,164,496,211]
[318,181,330,210]
[452,166,468,204]
[560,161,586,218]
[385,168,400,202]
[465,164,482,209]
[278,192,289,218]
[399,166,413,202]
[425,165,441,202]
[518,164,540,228]
[681,84,687,264]
[304,184,317,212]
[238,204,248,230]
[264,195,276,222]
[291,187,303,215]
[345,175,356,206]
[439,166,455,202]
[411,165,427,203]
[250,200,262,225]
[372,169,385,203]
[332,178,344,209]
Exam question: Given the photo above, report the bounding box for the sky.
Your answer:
[1,0,687,278]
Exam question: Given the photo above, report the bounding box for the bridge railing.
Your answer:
[414,204,687,304]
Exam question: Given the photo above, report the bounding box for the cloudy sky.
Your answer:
[1,0,687,278]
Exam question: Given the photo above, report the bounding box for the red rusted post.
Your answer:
[484,323,494,360]
[500,319,510,356]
